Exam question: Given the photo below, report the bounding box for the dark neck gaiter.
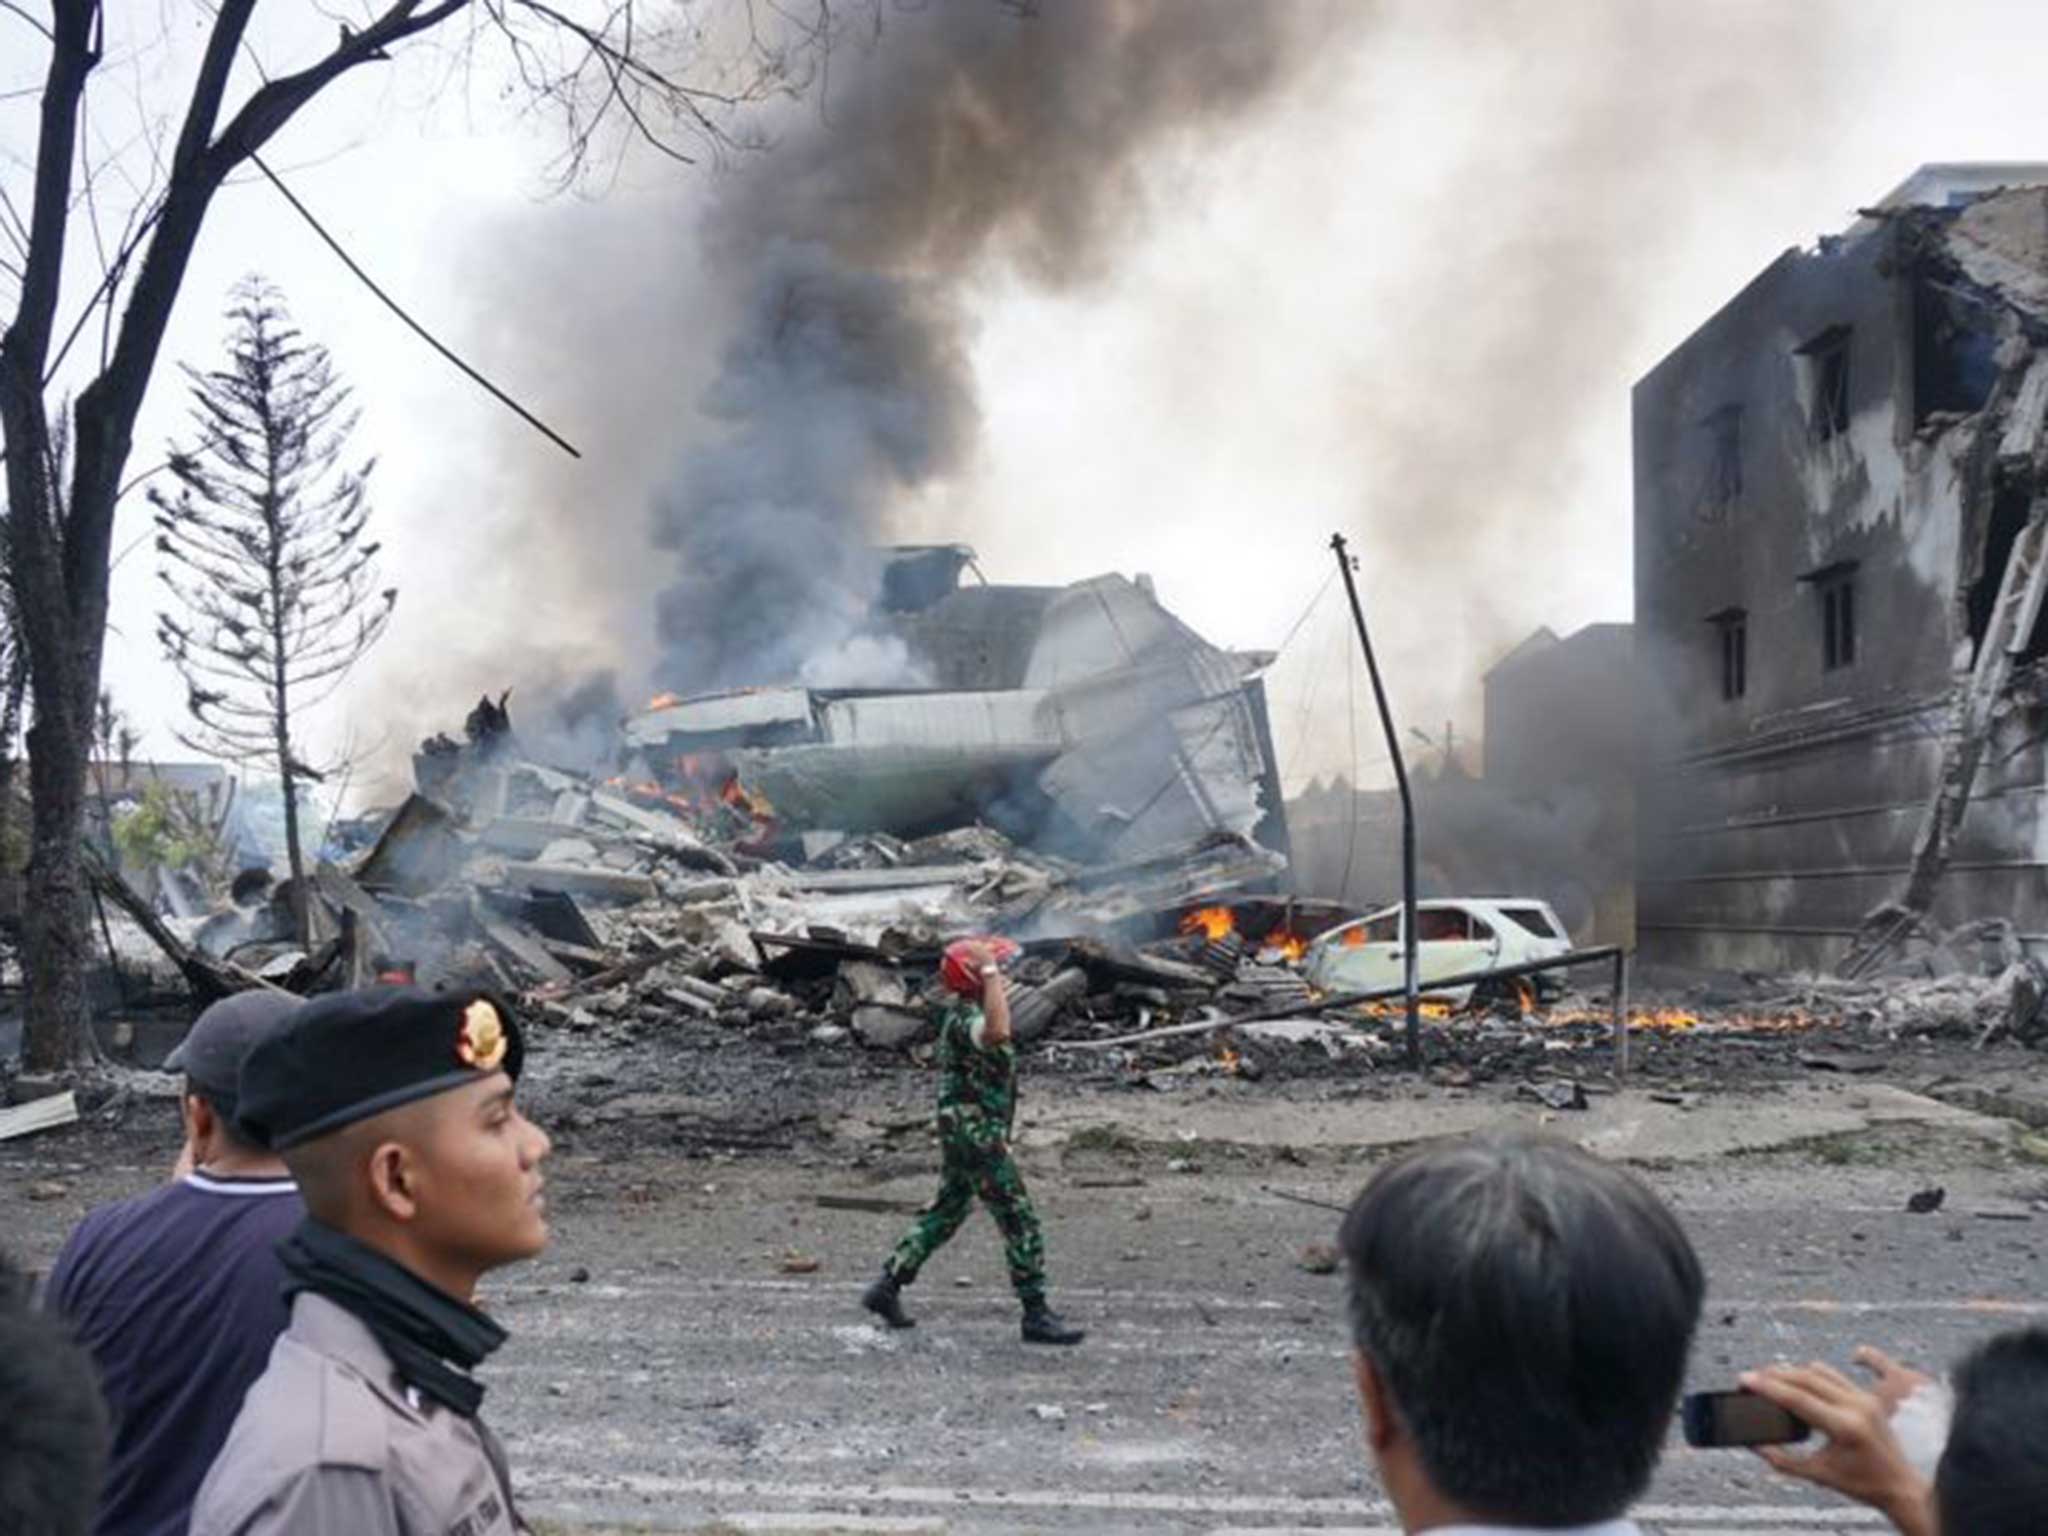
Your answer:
[277,1218,507,1417]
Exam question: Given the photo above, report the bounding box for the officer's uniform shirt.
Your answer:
[190,1291,524,1536]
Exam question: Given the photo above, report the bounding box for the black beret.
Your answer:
[237,985,525,1152]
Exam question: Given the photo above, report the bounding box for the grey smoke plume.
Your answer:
[649,0,1324,694]
[652,243,968,691]
[1300,0,1849,757]
[365,0,1876,800]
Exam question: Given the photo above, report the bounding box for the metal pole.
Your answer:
[1613,949,1631,1084]
[1330,533,1421,1068]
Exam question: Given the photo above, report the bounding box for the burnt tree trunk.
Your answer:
[0,649,30,869]
[5,0,762,1063]
[273,603,310,951]
[2,2,246,1069]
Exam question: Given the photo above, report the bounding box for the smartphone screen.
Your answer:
[1681,1389,1811,1447]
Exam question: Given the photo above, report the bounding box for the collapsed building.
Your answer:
[621,549,1292,878]
[86,551,1312,1052]
[1635,164,2048,975]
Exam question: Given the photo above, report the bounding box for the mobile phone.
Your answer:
[1681,1389,1811,1447]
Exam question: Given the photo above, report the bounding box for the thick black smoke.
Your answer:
[649,1,1324,693]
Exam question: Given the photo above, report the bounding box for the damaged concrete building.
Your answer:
[1636,165,2048,973]
[622,550,1293,879]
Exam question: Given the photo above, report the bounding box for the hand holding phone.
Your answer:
[1736,1363,1937,1536]
[1682,1389,1810,1447]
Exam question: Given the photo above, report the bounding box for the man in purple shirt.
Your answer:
[46,991,305,1536]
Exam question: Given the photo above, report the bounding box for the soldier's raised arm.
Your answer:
[975,949,1012,1048]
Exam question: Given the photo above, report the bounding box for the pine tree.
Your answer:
[152,277,395,947]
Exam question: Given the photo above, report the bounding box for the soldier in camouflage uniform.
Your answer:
[862,941,1085,1345]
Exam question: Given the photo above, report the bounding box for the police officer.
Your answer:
[862,939,1085,1345]
[190,986,550,1536]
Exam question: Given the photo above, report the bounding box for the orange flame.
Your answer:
[1264,929,1308,963]
[719,772,776,821]
[646,691,683,711]
[1535,1004,1821,1033]
[1181,906,1236,942]
[1638,1007,1702,1031]
[1361,998,1458,1021]
[1340,927,1370,948]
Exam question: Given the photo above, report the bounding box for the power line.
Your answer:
[1273,568,1336,658]
[1339,631,1361,899]
[1285,623,1332,776]
[250,153,582,460]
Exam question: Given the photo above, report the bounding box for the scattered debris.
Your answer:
[815,1194,925,1216]
[780,1252,822,1275]
[0,1091,80,1142]
[1297,1242,1340,1275]
[1521,1080,1590,1112]
[1906,1187,1948,1215]
[1970,1202,2034,1223]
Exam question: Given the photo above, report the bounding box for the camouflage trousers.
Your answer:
[886,1133,1047,1305]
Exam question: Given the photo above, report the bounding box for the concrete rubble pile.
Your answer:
[105,553,1348,1059]
[129,699,1315,1060]
[1785,916,2048,1048]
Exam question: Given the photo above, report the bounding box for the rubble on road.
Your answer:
[77,666,2046,1103]
[93,692,1313,1067]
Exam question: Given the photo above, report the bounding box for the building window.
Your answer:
[1796,324,1852,441]
[1708,607,1747,700]
[1820,573,1856,670]
[1698,405,1743,522]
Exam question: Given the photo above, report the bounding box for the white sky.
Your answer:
[8,0,2048,808]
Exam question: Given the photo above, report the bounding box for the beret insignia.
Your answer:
[457,999,508,1072]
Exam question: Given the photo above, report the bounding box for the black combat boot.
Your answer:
[862,1268,916,1329]
[1021,1303,1085,1345]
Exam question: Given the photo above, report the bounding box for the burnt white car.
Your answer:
[1301,897,1572,1006]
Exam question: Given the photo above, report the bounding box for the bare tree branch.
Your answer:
[0,0,53,43]
[0,0,862,1072]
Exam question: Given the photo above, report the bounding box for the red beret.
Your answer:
[939,937,1021,998]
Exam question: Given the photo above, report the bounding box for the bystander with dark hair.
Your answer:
[1939,1327,2048,1534]
[1746,1326,2048,1536]
[44,991,304,1536]
[0,1247,109,1536]
[1339,1131,1705,1534]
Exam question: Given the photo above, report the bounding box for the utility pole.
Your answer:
[1329,533,1420,1068]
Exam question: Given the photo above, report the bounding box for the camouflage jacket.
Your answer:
[933,1000,1017,1146]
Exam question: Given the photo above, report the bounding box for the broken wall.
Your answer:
[1634,175,2048,973]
